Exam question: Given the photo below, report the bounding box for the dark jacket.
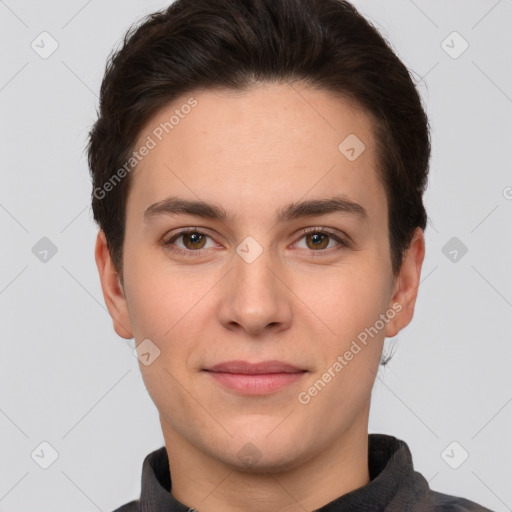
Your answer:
[112,433,493,511]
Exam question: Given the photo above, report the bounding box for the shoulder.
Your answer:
[426,489,494,511]
[110,499,139,512]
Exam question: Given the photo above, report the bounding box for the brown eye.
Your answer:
[294,228,349,254]
[305,232,330,250]
[163,229,216,255]
[181,231,207,250]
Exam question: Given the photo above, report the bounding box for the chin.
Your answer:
[219,430,312,474]
[227,448,307,474]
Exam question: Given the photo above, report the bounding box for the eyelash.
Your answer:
[162,226,350,258]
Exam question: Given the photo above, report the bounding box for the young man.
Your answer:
[89,0,492,510]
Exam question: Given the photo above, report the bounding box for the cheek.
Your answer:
[125,263,205,408]
[302,262,392,342]
[123,246,207,341]
[295,266,390,418]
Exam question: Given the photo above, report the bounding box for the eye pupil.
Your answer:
[307,233,329,250]
[184,232,206,249]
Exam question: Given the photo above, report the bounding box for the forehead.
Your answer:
[127,82,386,223]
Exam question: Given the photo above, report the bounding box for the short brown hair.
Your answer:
[88,0,430,279]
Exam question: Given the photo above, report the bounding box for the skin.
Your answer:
[95,82,425,512]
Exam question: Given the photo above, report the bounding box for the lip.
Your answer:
[203,360,307,395]
[206,360,305,374]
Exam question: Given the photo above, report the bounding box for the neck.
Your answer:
[161,408,371,512]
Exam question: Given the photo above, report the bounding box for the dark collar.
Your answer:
[116,433,489,511]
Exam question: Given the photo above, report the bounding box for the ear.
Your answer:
[94,230,133,339]
[385,227,425,338]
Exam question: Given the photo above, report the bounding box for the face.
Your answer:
[96,82,424,472]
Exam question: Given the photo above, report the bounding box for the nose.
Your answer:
[217,241,293,337]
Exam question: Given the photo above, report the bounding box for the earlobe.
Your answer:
[94,230,134,339]
[385,228,425,339]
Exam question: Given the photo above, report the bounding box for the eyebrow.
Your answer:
[143,194,368,224]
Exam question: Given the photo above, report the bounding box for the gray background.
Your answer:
[1,0,511,511]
